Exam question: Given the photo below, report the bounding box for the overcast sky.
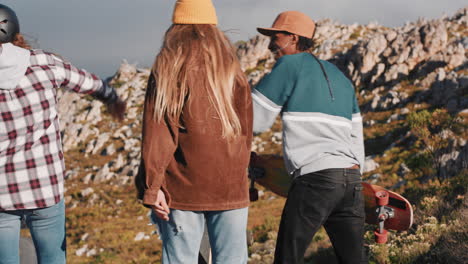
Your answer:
[2,0,466,77]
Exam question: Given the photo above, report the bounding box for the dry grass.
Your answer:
[65,178,162,263]
[363,120,405,140]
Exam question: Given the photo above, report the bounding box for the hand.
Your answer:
[106,98,126,121]
[151,190,170,221]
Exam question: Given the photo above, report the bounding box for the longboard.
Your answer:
[249,153,413,243]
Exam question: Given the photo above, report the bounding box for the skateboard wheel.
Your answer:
[374,229,388,244]
[375,190,389,206]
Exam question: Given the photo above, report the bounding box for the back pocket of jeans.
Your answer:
[297,181,335,223]
[352,185,365,217]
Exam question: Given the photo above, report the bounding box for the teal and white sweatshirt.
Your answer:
[252,52,365,176]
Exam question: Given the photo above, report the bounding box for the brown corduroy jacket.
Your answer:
[137,71,253,211]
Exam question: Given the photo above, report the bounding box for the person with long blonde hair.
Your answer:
[135,0,252,263]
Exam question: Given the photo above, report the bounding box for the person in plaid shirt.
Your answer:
[0,4,125,263]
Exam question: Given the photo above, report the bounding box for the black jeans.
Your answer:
[274,168,366,264]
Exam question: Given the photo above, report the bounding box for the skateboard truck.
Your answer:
[249,167,266,202]
[374,190,395,244]
[249,175,259,202]
[248,152,266,202]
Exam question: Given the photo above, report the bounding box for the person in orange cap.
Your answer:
[135,0,252,263]
[253,11,367,264]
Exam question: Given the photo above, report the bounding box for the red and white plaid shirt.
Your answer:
[0,44,103,211]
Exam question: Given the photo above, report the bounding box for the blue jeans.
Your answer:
[152,207,248,264]
[0,200,66,264]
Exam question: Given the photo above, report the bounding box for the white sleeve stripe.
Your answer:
[352,113,362,122]
[252,92,282,113]
[283,115,352,129]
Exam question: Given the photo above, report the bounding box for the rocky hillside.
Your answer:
[53,7,467,264]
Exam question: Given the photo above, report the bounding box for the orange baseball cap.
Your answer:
[257,11,316,39]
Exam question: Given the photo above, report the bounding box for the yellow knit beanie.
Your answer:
[172,0,218,25]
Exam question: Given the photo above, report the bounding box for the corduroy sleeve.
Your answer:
[351,93,365,173]
[252,55,297,133]
[141,75,178,207]
[237,80,253,151]
[245,94,253,151]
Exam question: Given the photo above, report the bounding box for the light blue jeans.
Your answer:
[0,200,66,264]
[152,207,248,264]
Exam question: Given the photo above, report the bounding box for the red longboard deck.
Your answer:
[250,153,413,231]
[362,182,413,231]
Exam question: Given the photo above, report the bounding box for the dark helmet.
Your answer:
[0,4,19,43]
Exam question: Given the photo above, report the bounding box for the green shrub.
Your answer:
[407,109,465,181]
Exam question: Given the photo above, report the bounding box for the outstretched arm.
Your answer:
[50,53,125,120]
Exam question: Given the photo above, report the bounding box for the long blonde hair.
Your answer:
[148,24,248,138]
